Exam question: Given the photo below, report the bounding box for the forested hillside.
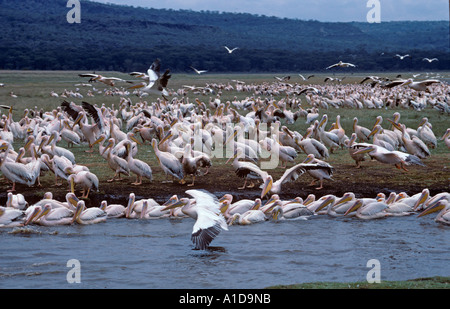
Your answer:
[0,0,448,72]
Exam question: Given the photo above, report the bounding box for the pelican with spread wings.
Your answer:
[128,59,171,99]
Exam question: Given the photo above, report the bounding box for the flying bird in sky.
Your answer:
[224,46,239,54]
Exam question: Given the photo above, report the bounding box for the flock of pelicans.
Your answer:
[0,59,449,249]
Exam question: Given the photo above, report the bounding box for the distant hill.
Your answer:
[0,0,448,72]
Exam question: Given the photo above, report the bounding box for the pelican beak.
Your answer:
[101,140,113,156]
[130,134,142,145]
[418,198,446,218]
[72,113,83,128]
[70,177,75,194]
[67,193,80,208]
[251,200,261,210]
[303,195,315,206]
[413,190,429,211]
[71,202,85,224]
[386,119,402,131]
[261,176,273,199]
[218,195,230,203]
[315,196,335,212]
[335,194,352,206]
[162,196,178,207]
[158,131,173,146]
[162,199,187,211]
[401,80,412,86]
[442,130,450,140]
[344,200,363,216]
[224,129,238,145]
[367,126,378,138]
[318,115,327,128]
[24,207,41,226]
[220,201,230,213]
[302,155,314,164]
[272,208,281,220]
[353,147,374,155]
[125,194,136,218]
[91,136,105,146]
[128,83,145,90]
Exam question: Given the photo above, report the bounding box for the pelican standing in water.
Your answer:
[163,189,228,250]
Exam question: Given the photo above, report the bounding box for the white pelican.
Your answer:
[60,120,81,147]
[128,59,171,99]
[317,115,340,153]
[162,189,228,250]
[441,129,450,149]
[190,66,207,75]
[72,111,102,153]
[326,60,356,69]
[353,117,371,142]
[41,154,73,186]
[418,199,450,226]
[368,125,396,151]
[353,144,425,171]
[396,123,431,159]
[316,192,356,217]
[0,143,39,192]
[224,46,239,54]
[416,118,437,149]
[395,54,410,60]
[271,201,313,220]
[151,138,184,183]
[102,138,130,182]
[71,200,107,225]
[422,58,438,63]
[44,132,76,164]
[0,206,24,227]
[385,78,440,92]
[123,141,153,185]
[6,192,28,210]
[294,131,329,160]
[181,144,212,186]
[226,198,262,217]
[344,200,390,220]
[301,154,334,190]
[228,207,268,225]
[99,200,126,218]
[259,136,298,168]
[345,134,368,168]
[32,204,75,226]
[139,200,171,219]
[226,149,263,189]
[67,168,99,199]
[78,73,129,86]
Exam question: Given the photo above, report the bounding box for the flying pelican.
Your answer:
[152,138,184,183]
[0,206,24,227]
[422,58,438,63]
[128,59,172,99]
[190,66,208,75]
[384,79,440,92]
[123,140,153,185]
[224,46,239,54]
[353,144,425,171]
[162,189,228,250]
[395,54,410,60]
[418,199,450,226]
[326,61,356,69]
[78,73,130,87]
[71,200,107,225]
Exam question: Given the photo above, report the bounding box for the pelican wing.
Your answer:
[360,202,388,216]
[61,100,83,120]
[275,163,308,186]
[82,101,105,132]
[80,208,106,221]
[234,161,269,181]
[46,207,74,221]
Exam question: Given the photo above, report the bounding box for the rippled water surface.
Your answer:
[1,215,449,289]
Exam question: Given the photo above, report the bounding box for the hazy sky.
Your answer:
[91,0,449,22]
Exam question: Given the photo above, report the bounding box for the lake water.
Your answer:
[1,214,448,289]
